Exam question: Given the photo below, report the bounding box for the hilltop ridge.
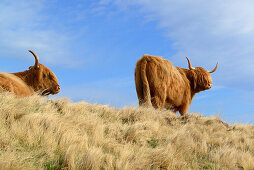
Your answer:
[0,92,253,169]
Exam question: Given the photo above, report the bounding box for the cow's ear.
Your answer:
[29,65,40,70]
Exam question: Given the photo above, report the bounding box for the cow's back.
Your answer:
[142,55,189,107]
[0,73,33,97]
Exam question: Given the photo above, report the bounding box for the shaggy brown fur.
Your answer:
[0,50,60,97]
[135,54,218,115]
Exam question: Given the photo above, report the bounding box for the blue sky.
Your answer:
[0,0,254,124]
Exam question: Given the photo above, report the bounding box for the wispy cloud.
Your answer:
[95,0,254,90]
[0,0,80,67]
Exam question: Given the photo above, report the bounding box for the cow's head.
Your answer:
[186,57,218,92]
[28,50,60,95]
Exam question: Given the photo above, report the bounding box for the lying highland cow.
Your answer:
[0,50,60,97]
[135,54,218,115]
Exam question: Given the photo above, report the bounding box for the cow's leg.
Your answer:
[152,96,163,108]
[151,94,166,109]
[179,104,189,116]
[171,106,180,113]
[150,84,166,109]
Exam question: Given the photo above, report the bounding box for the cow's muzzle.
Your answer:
[54,85,60,94]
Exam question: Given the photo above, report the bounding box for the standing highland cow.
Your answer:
[0,50,60,97]
[135,54,218,115]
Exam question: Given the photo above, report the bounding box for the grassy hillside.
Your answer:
[0,93,253,170]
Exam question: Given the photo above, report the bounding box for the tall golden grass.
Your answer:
[0,92,253,169]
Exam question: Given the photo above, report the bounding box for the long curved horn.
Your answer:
[209,62,218,73]
[186,57,195,70]
[28,50,39,68]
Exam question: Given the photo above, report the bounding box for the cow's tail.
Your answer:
[135,58,152,107]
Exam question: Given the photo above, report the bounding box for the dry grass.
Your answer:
[0,92,253,170]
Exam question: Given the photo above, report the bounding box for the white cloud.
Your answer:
[101,0,254,90]
[0,0,79,67]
